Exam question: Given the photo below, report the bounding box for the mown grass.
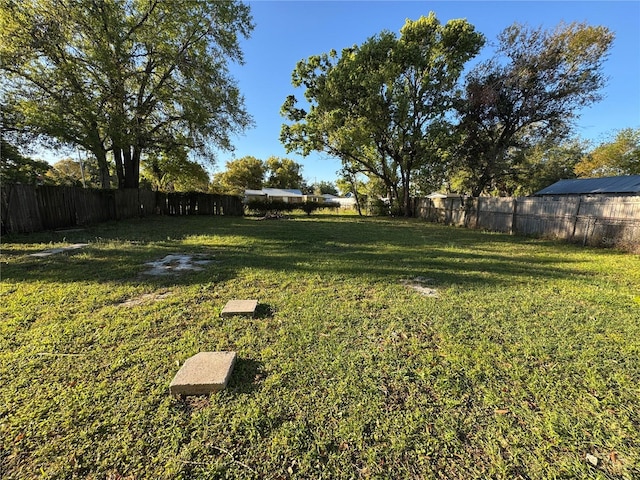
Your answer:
[1,214,639,479]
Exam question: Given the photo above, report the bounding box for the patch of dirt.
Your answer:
[141,253,215,276]
[401,276,439,297]
[30,243,89,258]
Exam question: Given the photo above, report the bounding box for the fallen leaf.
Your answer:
[495,409,510,415]
[609,451,618,463]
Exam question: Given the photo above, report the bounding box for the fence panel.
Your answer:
[576,196,640,248]
[74,189,115,225]
[1,184,43,233]
[36,186,76,230]
[139,189,157,217]
[414,194,640,251]
[477,197,514,232]
[2,185,243,234]
[515,197,581,239]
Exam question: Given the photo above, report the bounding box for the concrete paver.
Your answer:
[170,351,237,396]
[221,299,258,317]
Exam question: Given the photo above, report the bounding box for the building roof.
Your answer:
[245,189,267,196]
[534,175,640,195]
[244,188,304,198]
[262,188,303,197]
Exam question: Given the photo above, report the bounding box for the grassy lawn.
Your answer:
[1,215,639,479]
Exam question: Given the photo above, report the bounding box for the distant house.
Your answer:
[323,192,356,209]
[244,189,267,202]
[244,188,358,207]
[304,193,325,203]
[244,188,304,203]
[534,175,640,197]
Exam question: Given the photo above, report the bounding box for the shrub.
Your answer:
[245,199,295,217]
[298,200,339,215]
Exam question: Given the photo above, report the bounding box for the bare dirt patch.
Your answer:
[141,253,215,276]
[401,276,439,297]
[30,243,89,258]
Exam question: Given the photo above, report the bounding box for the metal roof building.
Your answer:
[534,175,640,196]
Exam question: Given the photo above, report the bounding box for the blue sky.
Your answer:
[216,0,640,184]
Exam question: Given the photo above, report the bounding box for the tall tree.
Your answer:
[313,181,339,196]
[45,158,85,187]
[453,22,614,196]
[264,157,304,189]
[0,0,253,189]
[211,156,265,195]
[281,13,484,215]
[574,128,640,177]
[141,147,210,192]
[0,139,51,185]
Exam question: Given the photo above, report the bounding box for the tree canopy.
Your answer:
[281,13,484,215]
[0,0,253,189]
[211,156,265,195]
[452,22,614,195]
[264,156,304,189]
[0,139,51,185]
[140,148,211,192]
[211,156,307,195]
[313,181,339,196]
[574,128,640,177]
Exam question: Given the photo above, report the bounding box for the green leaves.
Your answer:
[575,128,640,177]
[1,0,254,189]
[281,13,484,215]
[454,21,614,195]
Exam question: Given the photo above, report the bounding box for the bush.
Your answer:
[245,199,295,217]
[298,200,339,215]
[245,199,341,217]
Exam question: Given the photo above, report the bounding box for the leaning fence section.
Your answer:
[1,185,243,234]
[414,195,640,251]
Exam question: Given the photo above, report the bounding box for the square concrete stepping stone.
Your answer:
[221,299,258,317]
[170,351,236,396]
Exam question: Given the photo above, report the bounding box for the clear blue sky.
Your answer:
[216,0,640,184]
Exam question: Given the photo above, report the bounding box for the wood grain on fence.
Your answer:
[415,195,640,250]
[1,185,243,234]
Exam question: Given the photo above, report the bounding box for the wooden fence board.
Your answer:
[2,184,43,233]
[415,194,640,251]
[2,185,244,234]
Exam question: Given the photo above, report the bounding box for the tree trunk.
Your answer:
[346,172,363,216]
[113,147,125,189]
[132,145,141,188]
[401,161,413,217]
[95,148,111,189]
[122,146,139,189]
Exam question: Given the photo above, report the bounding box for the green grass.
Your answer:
[1,215,639,479]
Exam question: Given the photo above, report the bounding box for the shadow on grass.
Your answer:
[255,303,274,319]
[227,357,265,394]
[170,358,264,415]
[1,215,594,289]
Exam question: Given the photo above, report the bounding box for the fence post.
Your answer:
[511,198,518,235]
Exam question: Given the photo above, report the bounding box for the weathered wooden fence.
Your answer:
[414,195,640,251]
[1,184,243,234]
